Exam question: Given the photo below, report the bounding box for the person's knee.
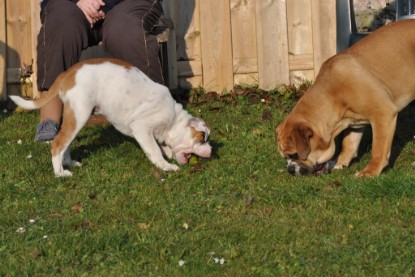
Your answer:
[102,16,145,49]
[43,0,89,33]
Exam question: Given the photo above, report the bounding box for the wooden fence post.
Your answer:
[0,0,6,100]
[312,0,337,75]
[286,0,315,84]
[230,0,258,85]
[31,0,41,99]
[200,0,233,93]
[256,0,290,90]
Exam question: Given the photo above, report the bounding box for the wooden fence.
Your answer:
[0,0,336,100]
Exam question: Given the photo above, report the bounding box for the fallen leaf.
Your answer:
[190,163,204,174]
[263,96,273,104]
[327,180,341,187]
[246,195,254,206]
[201,91,219,102]
[152,168,166,180]
[71,220,90,230]
[251,129,263,136]
[262,110,272,121]
[29,249,42,260]
[71,203,83,213]
[137,223,150,230]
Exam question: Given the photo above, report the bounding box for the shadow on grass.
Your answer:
[335,102,415,172]
[72,125,136,163]
[71,123,223,165]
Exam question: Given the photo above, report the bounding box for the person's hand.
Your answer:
[77,0,106,27]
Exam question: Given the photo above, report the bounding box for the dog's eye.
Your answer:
[287,153,299,160]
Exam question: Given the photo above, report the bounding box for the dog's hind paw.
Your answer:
[70,161,82,167]
[63,159,82,167]
[55,170,73,177]
[162,163,179,171]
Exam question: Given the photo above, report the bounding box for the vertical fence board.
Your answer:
[175,0,200,61]
[200,0,233,92]
[256,0,289,90]
[31,0,41,98]
[6,0,33,97]
[0,0,6,100]
[286,0,314,84]
[230,0,257,83]
[312,0,337,75]
[175,0,202,89]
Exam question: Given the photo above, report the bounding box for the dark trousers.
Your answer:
[37,0,164,91]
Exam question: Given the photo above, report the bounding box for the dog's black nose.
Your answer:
[299,167,310,175]
[287,165,297,175]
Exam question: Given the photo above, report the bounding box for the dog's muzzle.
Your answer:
[287,160,333,176]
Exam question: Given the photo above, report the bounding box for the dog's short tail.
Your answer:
[9,73,64,110]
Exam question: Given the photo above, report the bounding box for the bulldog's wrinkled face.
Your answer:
[169,118,212,165]
[276,119,335,175]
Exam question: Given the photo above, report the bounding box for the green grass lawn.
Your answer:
[1,88,415,276]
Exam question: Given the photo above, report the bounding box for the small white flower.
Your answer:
[16,227,26,233]
[29,219,35,224]
[261,98,266,103]
[178,260,185,267]
[17,139,22,144]
[182,223,189,230]
[43,235,48,239]
[27,153,33,159]
[214,257,225,264]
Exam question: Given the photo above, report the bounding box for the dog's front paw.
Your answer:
[55,169,73,177]
[161,163,179,171]
[334,164,346,170]
[355,168,378,178]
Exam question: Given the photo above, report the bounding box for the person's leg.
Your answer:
[101,0,164,84]
[36,0,92,141]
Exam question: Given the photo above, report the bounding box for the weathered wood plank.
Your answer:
[230,0,257,83]
[311,0,337,74]
[31,0,41,98]
[200,0,233,93]
[255,0,289,90]
[0,0,6,100]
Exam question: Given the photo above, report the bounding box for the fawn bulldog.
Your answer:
[276,19,415,177]
[11,58,212,177]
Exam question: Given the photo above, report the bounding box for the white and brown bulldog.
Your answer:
[11,58,212,177]
[276,19,415,177]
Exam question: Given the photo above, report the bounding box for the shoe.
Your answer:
[34,119,60,142]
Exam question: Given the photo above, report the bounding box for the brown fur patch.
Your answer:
[191,127,205,144]
[51,102,77,156]
[80,58,133,69]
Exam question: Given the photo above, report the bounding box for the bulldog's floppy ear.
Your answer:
[291,123,313,160]
[188,118,210,142]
